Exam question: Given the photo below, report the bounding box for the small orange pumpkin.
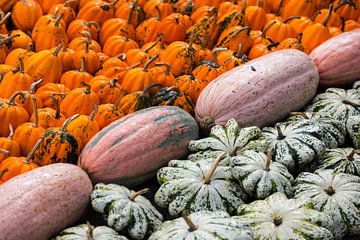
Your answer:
[277,33,304,51]
[314,6,343,28]
[14,79,43,116]
[5,43,34,68]
[53,41,76,73]
[94,98,125,129]
[281,0,316,19]
[96,78,127,104]
[248,41,280,59]
[35,82,70,108]
[34,95,66,128]
[217,1,247,32]
[48,0,77,25]
[0,125,20,162]
[68,30,102,53]
[149,62,176,87]
[262,17,297,43]
[286,16,314,36]
[8,30,33,51]
[115,0,145,28]
[95,55,129,80]
[73,40,101,75]
[60,57,93,90]
[191,6,217,22]
[215,26,253,53]
[135,6,162,46]
[99,18,135,47]
[245,0,267,30]
[217,44,250,70]
[160,13,191,44]
[143,0,173,19]
[12,0,43,32]
[76,0,119,26]
[174,74,207,103]
[103,29,139,57]
[67,19,100,42]
[334,0,360,21]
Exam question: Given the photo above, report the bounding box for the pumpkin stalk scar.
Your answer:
[326,185,335,195]
[86,221,94,240]
[182,212,198,231]
[129,188,150,201]
[203,152,226,184]
[273,216,282,226]
[347,149,358,161]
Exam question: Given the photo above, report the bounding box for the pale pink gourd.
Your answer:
[195,49,319,131]
[310,29,360,87]
[0,163,93,240]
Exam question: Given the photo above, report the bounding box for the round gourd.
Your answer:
[236,192,334,240]
[232,150,294,199]
[91,183,163,239]
[149,211,253,240]
[195,49,319,131]
[79,106,199,186]
[0,163,93,240]
[294,169,360,238]
[347,115,360,148]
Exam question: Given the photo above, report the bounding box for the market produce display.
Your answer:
[0,0,360,239]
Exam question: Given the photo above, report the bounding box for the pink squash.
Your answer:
[79,106,199,186]
[195,49,319,132]
[310,29,360,87]
[0,163,92,240]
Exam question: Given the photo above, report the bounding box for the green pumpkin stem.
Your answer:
[263,20,277,37]
[0,148,10,156]
[182,212,198,231]
[129,188,150,201]
[203,152,226,184]
[276,125,285,140]
[144,54,159,71]
[54,13,64,27]
[31,96,39,128]
[88,105,98,121]
[143,83,162,97]
[7,91,26,106]
[322,4,333,27]
[290,112,309,119]
[53,44,63,57]
[155,62,171,75]
[0,12,11,27]
[342,99,360,107]
[60,114,80,132]
[86,222,94,240]
[264,151,272,171]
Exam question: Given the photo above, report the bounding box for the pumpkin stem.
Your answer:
[273,216,282,226]
[61,114,80,132]
[127,0,136,24]
[340,17,345,32]
[80,57,86,72]
[7,124,14,139]
[109,78,119,88]
[52,44,62,56]
[7,91,26,106]
[198,116,215,134]
[128,61,142,69]
[143,83,162,96]
[275,0,283,16]
[203,152,226,184]
[31,96,39,128]
[0,34,20,46]
[241,0,246,14]
[0,12,10,26]
[27,42,34,52]
[267,41,280,50]
[29,79,43,94]
[342,99,360,107]
[0,71,4,83]
[290,112,309,119]
[115,53,126,61]
[0,168,8,178]
[276,125,285,140]
[143,37,160,53]
[257,0,263,8]
[323,4,334,27]
[64,0,78,7]
[264,151,272,171]
[50,95,63,119]
[100,0,119,10]
[283,16,301,24]
[325,185,335,195]
[52,7,59,18]
[263,20,277,37]
[144,54,159,71]
[211,48,227,68]
[347,149,359,161]
[86,222,94,240]
[182,212,198,231]
[229,146,239,156]
[16,55,25,74]
[0,149,10,157]
[81,81,92,94]
[85,21,101,34]
[129,188,150,200]
[234,44,244,58]
[84,40,91,53]
[298,32,303,43]
[334,0,357,12]
[79,30,92,41]
[54,13,64,27]
[24,134,45,164]
[120,28,130,41]
[155,62,171,74]
[88,105,98,121]
[155,5,162,20]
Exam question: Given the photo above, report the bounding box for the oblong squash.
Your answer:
[79,106,199,186]
[310,29,360,87]
[195,49,319,131]
[0,163,93,240]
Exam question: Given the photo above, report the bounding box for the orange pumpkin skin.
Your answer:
[103,34,139,57]
[94,103,125,130]
[160,13,191,44]
[277,37,304,51]
[76,0,118,26]
[99,18,135,47]
[115,0,145,28]
[90,76,111,96]
[193,0,223,8]
[0,92,30,137]
[135,15,161,47]
[8,30,33,51]
[334,0,360,21]
[68,31,102,53]
[217,46,250,70]
[143,0,173,19]
[32,13,66,45]
[38,0,67,14]
[67,20,100,42]
[314,8,342,28]
[0,126,20,163]
[60,83,100,117]
[73,41,101,75]
[0,0,17,12]
[246,4,267,31]
[287,16,314,36]
[95,57,129,80]
[12,0,43,32]
[191,6,217,22]
[215,26,253,53]
[281,0,316,19]
[248,41,279,59]
[0,64,13,74]
[217,8,247,32]
[174,75,207,103]
[263,18,297,43]
[48,0,77,25]
[0,156,38,182]
[53,44,75,73]
[141,35,167,60]
[35,83,70,108]
[60,58,93,90]
[25,45,63,85]
[345,19,360,31]
[34,105,66,129]
[149,62,176,87]
[218,1,237,19]
[192,44,213,62]
[6,46,34,68]
[96,78,127,104]
[124,48,152,67]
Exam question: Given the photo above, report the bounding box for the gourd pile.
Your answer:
[0,0,360,239]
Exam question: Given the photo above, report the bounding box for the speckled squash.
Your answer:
[347,115,360,149]
[79,106,199,186]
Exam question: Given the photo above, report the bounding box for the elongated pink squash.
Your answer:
[195,49,319,131]
[0,163,92,240]
[79,106,199,186]
[310,29,360,87]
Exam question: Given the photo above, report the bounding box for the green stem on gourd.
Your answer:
[276,125,285,140]
[182,212,198,231]
[29,79,43,94]
[0,34,20,46]
[144,37,160,53]
[203,152,226,184]
[129,188,150,201]
[18,55,25,74]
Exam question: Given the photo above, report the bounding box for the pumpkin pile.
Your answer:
[0,0,360,239]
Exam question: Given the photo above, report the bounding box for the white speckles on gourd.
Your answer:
[232,150,294,199]
[294,169,360,239]
[347,115,360,148]
[188,118,262,165]
[235,192,334,240]
[149,211,253,240]
[91,184,163,240]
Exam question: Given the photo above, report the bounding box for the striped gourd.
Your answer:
[353,80,360,90]
[261,120,326,173]
[316,148,360,176]
[53,223,128,240]
[294,169,360,238]
[306,88,360,124]
[287,112,346,149]
[188,118,262,165]
[91,183,163,240]
[236,192,334,240]
[346,115,360,149]
[149,211,253,240]
[155,154,247,216]
[232,150,294,199]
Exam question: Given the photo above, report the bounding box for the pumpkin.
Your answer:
[217,6,247,33]
[25,44,63,85]
[248,41,279,59]
[124,42,157,67]
[67,19,100,42]
[143,0,173,19]
[95,57,128,80]
[306,88,360,124]
[94,99,125,130]
[38,0,68,14]
[12,0,43,32]
[98,78,127,104]
[34,95,66,128]
[347,115,360,149]
[149,211,253,240]
[7,30,32,51]
[91,184,162,239]
[54,223,128,240]
[262,17,298,43]
[13,96,45,156]
[73,40,101,75]
[245,0,267,30]
[0,0,17,12]
[190,6,216,22]
[0,125,20,162]
[5,43,34,67]
[277,34,304,51]
[295,169,360,238]
[218,1,238,18]
[140,33,167,60]
[33,115,81,166]
[79,106,199,186]
[334,0,360,21]
[314,6,343,28]
[287,16,314,36]
[60,82,100,117]
[0,35,20,64]
[60,57,92,90]
[188,118,262,164]
[54,42,76,73]
[215,26,253,54]
[0,163,92,240]
[0,92,29,137]
[217,44,249,70]
[76,0,119,26]
[195,50,319,131]
[135,7,161,47]
[155,153,247,216]
[149,62,176,87]
[103,30,139,57]
[68,31,102,53]
[35,83,70,108]
[261,120,326,173]
[193,49,227,83]
[235,192,334,240]
[160,13,191,44]
[173,75,206,103]
[31,10,66,43]
[281,0,316,19]
[48,0,77,25]
[344,19,360,31]
[115,0,145,28]
[0,64,13,74]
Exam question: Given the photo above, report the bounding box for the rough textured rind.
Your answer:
[0,163,93,240]
[79,106,199,186]
[310,29,360,87]
[195,49,319,129]
[347,116,360,149]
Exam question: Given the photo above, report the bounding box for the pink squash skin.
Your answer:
[79,106,199,186]
[195,49,319,130]
[310,29,360,87]
[0,163,92,240]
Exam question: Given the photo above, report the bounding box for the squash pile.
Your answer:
[0,0,360,239]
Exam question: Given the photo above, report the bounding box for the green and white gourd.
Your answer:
[287,112,346,149]
[316,148,360,176]
[149,211,253,240]
[155,153,247,216]
[346,115,360,148]
[306,88,360,124]
[188,118,262,166]
[261,120,326,173]
[53,223,128,240]
[236,192,334,240]
[353,80,360,90]
[91,184,163,240]
[232,150,294,199]
[294,169,360,239]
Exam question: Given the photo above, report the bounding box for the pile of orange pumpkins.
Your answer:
[0,0,359,183]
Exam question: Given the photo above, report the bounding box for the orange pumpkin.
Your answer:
[0,64,13,74]
[277,33,304,51]
[60,57,93,90]
[248,41,279,59]
[160,13,192,44]
[12,0,43,32]
[218,1,237,19]
[67,19,100,42]
[149,62,176,87]
[141,33,167,60]
[94,99,125,129]
[191,6,217,22]
[35,82,70,108]
[0,34,20,64]
[95,55,129,79]
[76,0,119,26]
[115,0,145,28]
[314,6,342,27]
[68,31,102,53]
[245,0,267,30]
[345,19,360,31]
[48,0,77,25]
[13,79,43,116]
[135,6,161,46]
[174,74,207,103]
[8,30,33,51]
[262,17,297,43]
[286,16,314,36]
[192,43,213,62]
[143,0,173,19]
[54,41,75,73]
[281,0,316,19]
[217,44,250,70]
[215,26,253,53]
[34,95,66,128]
[334,0,360,21]
[103,29,139,57]
[73,40,101,75]
[217,1,247,32]
[38,0,67,14]
[0,125,20,162]
[100,18,135,47]
[97,78,127,104]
